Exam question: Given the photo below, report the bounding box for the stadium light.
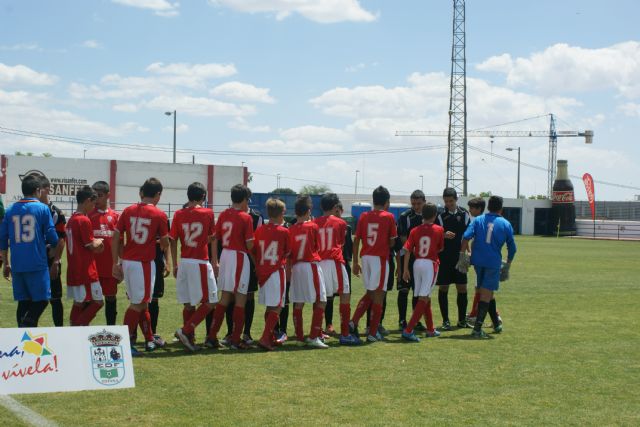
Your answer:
[165,110,177,163]
[506,147,521,198]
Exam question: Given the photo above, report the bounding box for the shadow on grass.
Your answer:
[437,334,495,340]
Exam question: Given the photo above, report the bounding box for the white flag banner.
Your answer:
[0,326,135,395]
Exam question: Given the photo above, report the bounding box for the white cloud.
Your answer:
[0,89,49,106]
[0,43,41,52]
[121,122,150,133]
[111,0,180,17]
[0,63,57,86]
[228,117,271,133]
[279,125,350,142]
[145,95,255,117]
[618,102,640,117]
[476,41,640,98]
[230,139,343,153]
[146,62,237,79]
[345,63,366,73]
[210,81,275,104]
[82,40,102,49]
[163,123,189,133]
[113,103,139,112]
[209,0,376,23]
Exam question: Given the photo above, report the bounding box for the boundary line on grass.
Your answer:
[0,395,58,427]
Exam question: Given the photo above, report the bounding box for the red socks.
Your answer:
[351,294,372,326]
[76,302,103,326]
[470,290,481,317]
[183,306,195,325]
[207,304,227,340]
[425,300,435,333]
[139,309,154,342]
[183,304,212,336]
[339,303,351,337]
[261,311,280,344]
[293,308,304,341]
[309,306,324,339]
[230,306,245,344]
[406,299,427,333]
[369,303,383,337]
[69,304,83,326]
[123,308,139,341]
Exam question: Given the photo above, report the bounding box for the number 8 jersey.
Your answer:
[116,203,168,262]
[403,223,444,262]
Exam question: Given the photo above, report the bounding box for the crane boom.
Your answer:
[395,130,590,138]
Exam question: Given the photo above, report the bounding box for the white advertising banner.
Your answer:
[0,326,135,395]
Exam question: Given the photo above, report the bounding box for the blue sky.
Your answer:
[1,0,639,200]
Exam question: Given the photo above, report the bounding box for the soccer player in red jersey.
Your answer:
[112,178,170,356]
[252,198,290,351]
[350,186,398,343]
[206,184,255,350]
[66,186,105,326]
[289,195,328,349]
[401,203,444,342]
[314,193,361,346]
[171,183,218,352]
[89,181,120,325]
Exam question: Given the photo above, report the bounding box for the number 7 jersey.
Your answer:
[169,206,216,260]
[355,210,398,260]
[116,203,169,262]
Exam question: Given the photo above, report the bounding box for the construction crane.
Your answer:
[396,114,594,197]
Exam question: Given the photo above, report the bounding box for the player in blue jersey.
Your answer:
[0,175,59,327]
[458,195,516,338]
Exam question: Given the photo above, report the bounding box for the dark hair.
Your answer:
[266,198,286,219]
[372,185,390,206]
[410,189,426,201]
[22,175,41,197]
[442,187,457,200]
[187,182,207,202]
[141,178,163,198]
[295,195,312,216]
[422,202,437,220]
[320,192,340,212]
[230,184,251,204]
[336,202,344,212]
[76,185,97,204]
[488,195,503,213]
[467,197,486,212]
[92,181,110,194]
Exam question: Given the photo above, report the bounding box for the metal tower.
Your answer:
[446,0,468,195]
[547,113,558,197]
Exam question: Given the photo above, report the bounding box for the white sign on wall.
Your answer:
[0,326,135,395]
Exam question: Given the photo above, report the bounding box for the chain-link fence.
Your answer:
[575,201,640,221]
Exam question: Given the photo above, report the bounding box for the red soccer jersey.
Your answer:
[289,220,321,264]
[89,208,119,278]
[404,223,445,261]
[355,209,398,259]
[170,206,216,261]
[313,215,346,263]
[252,223,290,285]
[116,203,168,262]
[65,212,99,286]
[215,208,254,253]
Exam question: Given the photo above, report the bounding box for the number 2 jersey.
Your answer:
[403,223,445,262]
[0,198,58,272]
[288,220,321,264]
[116,203,168,262]
[252,223,290,284]
[355,210,398,260]
[66,212,99,286]
[169,206,216,261]
[313,215,347,264]
[215,208,254,253]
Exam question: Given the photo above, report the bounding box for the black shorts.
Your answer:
[396,255,414,291]
[49,260,62,299]
[386,256,395,291]
[436,263,468,286]
[153,261,165,299]
[248,258,258,293]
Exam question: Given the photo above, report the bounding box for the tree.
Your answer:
[272,188,296,195]
[527,194,548,200]
[479,191,492,198]
[299,184,331,195]
[42,153,53,157]
[15,151,34,156]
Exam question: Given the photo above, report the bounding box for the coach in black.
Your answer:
[396,190,426,330]
[436,187,471,330]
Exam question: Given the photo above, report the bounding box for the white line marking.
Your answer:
[0,394,58,427]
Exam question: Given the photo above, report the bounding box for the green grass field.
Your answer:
[1,236,639,426]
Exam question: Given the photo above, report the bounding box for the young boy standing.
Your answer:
[401,203,444,342]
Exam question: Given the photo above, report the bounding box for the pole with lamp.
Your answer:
[165,110,177,164]
[506,147,521,198]
[419,175,424,192]
[355,170,359,195]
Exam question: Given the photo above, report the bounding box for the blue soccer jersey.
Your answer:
[0,198,59,272]
[463,213,516,269]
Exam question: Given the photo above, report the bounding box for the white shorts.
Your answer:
[218,249,250,295]
[67,282,103,303]
[413,259,439,297]
[259,269,286,308]
[176,259,219,305]
[122,260,156,304]
[290,262,327,304]
[319,259,350,296]
[361,255,389,292]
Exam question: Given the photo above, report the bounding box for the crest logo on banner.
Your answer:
[88,330,126,386]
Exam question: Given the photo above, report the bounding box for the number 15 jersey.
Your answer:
[116,203,168,262]
[355,210,397,260]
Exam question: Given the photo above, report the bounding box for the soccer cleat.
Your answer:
[144,340,157,352]
[493,324,503,334]
[401,331,421,342]
[497,315,503,326]
[375,330,384,341]
[414,322,427,332]
[307,337,329,349]
[456,321,470,329]
[378,325,390,336]
[339,334,362,346]
[204,338,224,349]
[440,320,452,331]
[326,324,337,336]
[320,331,331,340]
[229,340,251,350]
[425,330,441,338]
[349,320,359,337]
[366,334,378,343]
[242,334,255,346]
[275,331,288,345]
[152,334,166,348]
[130,347,142,357]
[399,320,408,331]
[471,329,490,339]
[257,339,275,351]
[220,334,231,346]
[175,328,197,352]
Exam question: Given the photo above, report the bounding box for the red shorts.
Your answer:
[99,277,119,297]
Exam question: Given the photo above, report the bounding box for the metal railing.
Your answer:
[576,220,640,240]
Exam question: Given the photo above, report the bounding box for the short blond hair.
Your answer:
[266,198,285,219]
